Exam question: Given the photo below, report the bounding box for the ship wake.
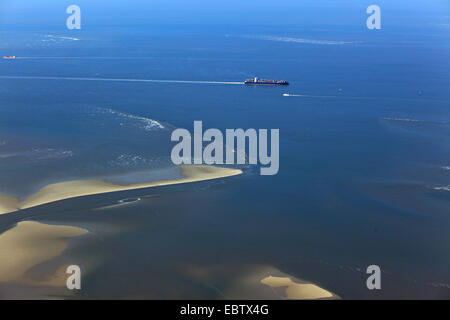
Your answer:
[0,76,244,85]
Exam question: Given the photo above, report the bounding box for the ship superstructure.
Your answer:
[244,77,289,85]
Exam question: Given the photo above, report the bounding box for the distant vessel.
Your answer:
[244,77,289,85]
[3,56,16,60]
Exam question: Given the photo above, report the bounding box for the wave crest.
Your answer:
[432,185,450,192]
[243,35,359,45]
[96,107,165,131]
[0,148,74,160]
[43,35,81,42]
[381,117,420,123]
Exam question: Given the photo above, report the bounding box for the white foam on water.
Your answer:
[243,35,359,45]
[381,117,421,123]
[426,282,450,289]
[97,107,165,130]
[433,185,450,192]
[0,148,74,160]
[107,154,152,168]
[44,35,81,41]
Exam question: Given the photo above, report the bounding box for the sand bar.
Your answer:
[0,195,19,215]
[0,165,242,215]
[261,275,334,299]
[0,221,88,286]
[185,264,338,300]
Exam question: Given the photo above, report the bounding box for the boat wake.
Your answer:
[283,93,338,98]
[283,93,450,104]
[381,117,450,125]
[43,35,81,42]
[0,75,243,85]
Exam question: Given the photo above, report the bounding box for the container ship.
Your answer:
[244,77,289,85]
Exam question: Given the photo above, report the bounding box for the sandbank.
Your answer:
[261,275,334,299]
[0,195,19,215]
[0,165,242,215]
[0,221,88,286]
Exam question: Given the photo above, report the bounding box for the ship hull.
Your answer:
[244,81,289,85]
[244,77,289,85]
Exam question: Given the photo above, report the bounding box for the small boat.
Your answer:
[3,56,16,60]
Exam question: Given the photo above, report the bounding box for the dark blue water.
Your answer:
[0,1,449,299]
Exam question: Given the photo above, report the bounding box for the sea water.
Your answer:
[0,0,449,299]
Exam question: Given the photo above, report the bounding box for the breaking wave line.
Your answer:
[96,107,165,130]
[432,185,450,192]
[243,35,359,45]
